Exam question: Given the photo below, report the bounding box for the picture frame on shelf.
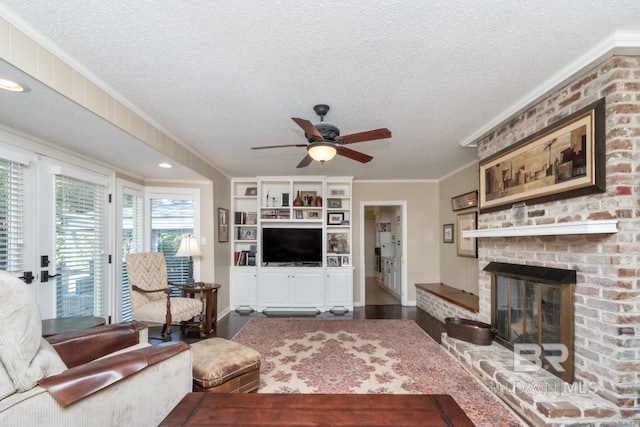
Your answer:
[327,232,349,254]
[300,191,317,207]
[295,210,303,219]
[239,227,257,240]
[327,212,344,225]
[330,188,346,197]
[218,208,229,242]
[327,198,342,208]
[327,256,339,267]
[341,256,350,266]
[307,211,319,219]
[479,98,605,213]
[244,187,257,196]
[456,212,477,258]
[443,223,454,243]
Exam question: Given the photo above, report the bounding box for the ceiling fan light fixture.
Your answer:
[307,141,337,162]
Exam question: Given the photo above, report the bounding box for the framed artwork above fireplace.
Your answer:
[478,98,606,213]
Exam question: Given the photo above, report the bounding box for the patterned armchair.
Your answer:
[126,252,204,339]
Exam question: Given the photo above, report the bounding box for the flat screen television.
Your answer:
[262,227,322,265]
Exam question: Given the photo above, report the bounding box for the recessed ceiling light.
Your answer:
[0,78,27,92]
[158,162,173,168]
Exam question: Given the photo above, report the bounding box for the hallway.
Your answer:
[364,276,400,305]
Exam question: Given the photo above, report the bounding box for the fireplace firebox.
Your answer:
[484,262,576,383]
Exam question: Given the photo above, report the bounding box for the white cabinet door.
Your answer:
[230,268,258,309]
[325,269,353,310]
[258,269,292,307]
[291,269,324,307]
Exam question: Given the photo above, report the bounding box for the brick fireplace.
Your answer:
[418,55,640,425]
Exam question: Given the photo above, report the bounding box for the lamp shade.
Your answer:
[307,141,337,162]
[176,235,202,257]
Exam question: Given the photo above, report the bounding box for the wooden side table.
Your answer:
[41,316,106,337]
[181,283,221,335]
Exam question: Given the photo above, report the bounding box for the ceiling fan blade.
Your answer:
[292,117,323,140]
[337,147,373,163]
[251,143,307,150]
[339,128,392,144]
[296,154,313,168]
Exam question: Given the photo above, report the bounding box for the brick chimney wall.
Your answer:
[473,56,640,420]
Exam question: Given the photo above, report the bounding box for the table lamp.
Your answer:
[176,235,202,283]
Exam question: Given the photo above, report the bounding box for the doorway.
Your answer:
[359,201,407,306]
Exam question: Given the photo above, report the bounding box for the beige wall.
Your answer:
[438,164,479,293]
[353,181,439,304]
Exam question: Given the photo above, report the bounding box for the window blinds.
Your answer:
[55,175,105,317]
[0,159,24,273]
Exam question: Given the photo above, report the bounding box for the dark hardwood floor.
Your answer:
[154,305,446,345]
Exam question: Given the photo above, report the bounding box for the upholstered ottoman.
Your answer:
[190,338,261,393]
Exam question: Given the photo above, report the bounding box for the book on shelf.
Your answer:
[234,250,255,266]
[235,211,257,225]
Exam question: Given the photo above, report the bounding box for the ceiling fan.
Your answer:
[251,104,392,168]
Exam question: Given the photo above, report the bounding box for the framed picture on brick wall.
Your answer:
[478,98,605,213]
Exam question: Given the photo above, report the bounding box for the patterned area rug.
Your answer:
[232,319,524,426]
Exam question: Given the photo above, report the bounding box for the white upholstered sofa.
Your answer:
[0,270,192,427]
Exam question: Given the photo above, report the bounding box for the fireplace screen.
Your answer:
[487,262,575,383]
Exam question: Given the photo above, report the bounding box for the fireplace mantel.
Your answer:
[462,219,618,238]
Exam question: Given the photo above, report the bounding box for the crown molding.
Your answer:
[459,30,640,148]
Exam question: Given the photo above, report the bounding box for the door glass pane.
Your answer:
[495,276,508,339]
[541,286,561,344]
[55,175,105,317]
[509,279,524,343]
[524,282,538,343]
[0,159,24,273]
[121,192,143,320]
[150,198,193,288]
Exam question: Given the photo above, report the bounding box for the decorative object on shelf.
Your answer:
[293,191,304,206]
[176,234,202,282]
[239,228,257,240]
[451,190,478,211]
[341,256,350,267]
[479,98,605,213]
[327,198,342,208]
[282,193,289,206]
[511,202,528,226]
[327,232,349,254]
[218,208,229,242]
[443,223,454,243]
[307,211,319,219]
[456,212,477,258]
[314,195,322,207]
[300,191,316,207]
[327,256,339,266]
[295,210,303,219]
[330,188,346,197]
[327,212,344,225]
[245,187,257,196]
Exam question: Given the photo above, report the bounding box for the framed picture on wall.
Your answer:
[443,223,454,243]
[218,208,229,242]
[456,212,477,258]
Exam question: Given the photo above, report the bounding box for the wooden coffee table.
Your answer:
[160,393,474,426]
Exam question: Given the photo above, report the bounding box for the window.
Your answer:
[150,198,194,287]
[0,158,24,273]
[55,175,105,317]
[121,189,143,320]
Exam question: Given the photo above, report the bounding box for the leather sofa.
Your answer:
[0,271,192,427]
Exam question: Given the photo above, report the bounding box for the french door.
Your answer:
[0,139,112,320]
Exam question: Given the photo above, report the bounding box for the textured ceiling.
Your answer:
[1,1,640,180]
